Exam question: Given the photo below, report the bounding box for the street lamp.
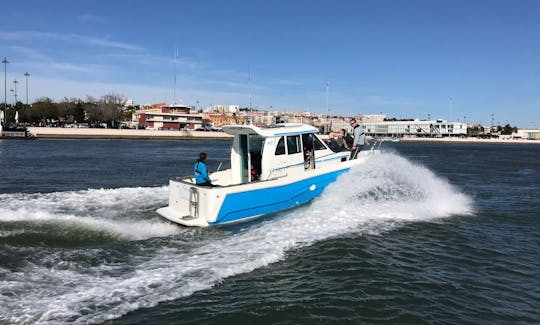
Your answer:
[2,57,8,125]
[325,81,330,116]
[449,97,453,121]
[24,72,30,106]
[13,79,18,103]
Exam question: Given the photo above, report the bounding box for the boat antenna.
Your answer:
[173,48,178,104]
[248,64,252,110]
[326,80,330,115]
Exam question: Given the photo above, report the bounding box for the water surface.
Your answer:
[0,139,538,324]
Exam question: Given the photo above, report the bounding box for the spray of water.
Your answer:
[0,152,473,324]
[0,186,180,240]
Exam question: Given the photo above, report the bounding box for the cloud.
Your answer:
[0,30,142,51]
[76,14,105,24]
[26,76,250,107]
[362,95,418,107]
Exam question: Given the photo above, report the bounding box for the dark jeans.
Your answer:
[350,146,363,159]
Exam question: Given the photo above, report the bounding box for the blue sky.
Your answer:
[1,0,539,127]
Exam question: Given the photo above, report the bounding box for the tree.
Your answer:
[83,93,126,127]
[83,96,101,125]
[501,124,517,135]
[29,97,58,124]
[100,92,126,127]
[58,97,85,124]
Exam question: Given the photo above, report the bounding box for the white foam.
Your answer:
[0,186,181,240]
[0,186,169,215]
[0,152,474,324]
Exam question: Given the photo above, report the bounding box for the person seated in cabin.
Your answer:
[250,164,260,181]
[328,129,350,152]
[194,152,213,186]
[344,129,354,149]
[250,151,262,181]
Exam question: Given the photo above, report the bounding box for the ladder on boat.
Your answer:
[188,187,199,218]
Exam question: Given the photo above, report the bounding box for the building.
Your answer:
[132,104,203,130]
[203,113,244,128]
[208,104,240,114]
[359,114,386,123]
[363,119,467,138]
[239,110,275,126]
[513,129,540,140]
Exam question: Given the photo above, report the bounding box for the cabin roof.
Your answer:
[222,123,319,137]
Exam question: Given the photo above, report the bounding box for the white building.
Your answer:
[513,129,540,140]
[359,114,386,123]
[213,105,240,114]
[363,119,467,137]
[132,105,203,130]
[123,99,134,107]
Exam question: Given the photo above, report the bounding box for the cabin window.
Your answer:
[313,136,327,150]
[249,134,263,153]
[275,137,286,155]
[286,135,301,154]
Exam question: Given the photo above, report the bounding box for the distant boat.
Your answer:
[1,126,36,139]
[157,123,377,227]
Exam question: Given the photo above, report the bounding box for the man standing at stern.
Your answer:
[350,118,365,159]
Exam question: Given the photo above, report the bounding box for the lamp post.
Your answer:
[13,79,18,104]
[2,57,8,125]
[449,97,453,121]
[325,81,330,116]
[24,72,30,106]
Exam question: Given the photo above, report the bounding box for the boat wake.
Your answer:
[0,186,179,242]
[0,152,473,324]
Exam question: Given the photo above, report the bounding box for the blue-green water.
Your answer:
[0,139,538,324]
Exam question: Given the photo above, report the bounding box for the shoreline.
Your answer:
[23,127,540,144]
[27,127,233,140]
[399,137,540,144]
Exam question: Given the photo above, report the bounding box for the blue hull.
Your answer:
[210,168,349,225]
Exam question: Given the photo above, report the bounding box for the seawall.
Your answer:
[27,127,233,140]
[399,137,540,144]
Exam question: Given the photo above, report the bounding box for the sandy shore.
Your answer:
[28,127,233,140]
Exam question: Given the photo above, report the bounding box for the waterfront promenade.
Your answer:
[400,137,540,144]
[25,127,540,144]
[27,127,233,140]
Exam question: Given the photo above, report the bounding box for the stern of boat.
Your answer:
[157,177,228,227]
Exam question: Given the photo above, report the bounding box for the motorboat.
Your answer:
[0,126,36,139]
[157,123,375,227]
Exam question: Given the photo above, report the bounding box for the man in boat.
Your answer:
[194,152,213,186]
[328,129,349,152]
[350,118,365,159]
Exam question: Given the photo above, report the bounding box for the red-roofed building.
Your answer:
[132,104,203,130]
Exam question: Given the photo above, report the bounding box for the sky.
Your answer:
[1,0,539,127]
